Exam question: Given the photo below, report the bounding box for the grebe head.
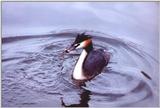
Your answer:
[65,33,92,53]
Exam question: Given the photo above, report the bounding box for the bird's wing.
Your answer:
[83,49,107,77]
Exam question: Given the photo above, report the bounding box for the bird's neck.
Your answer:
[73,49,88,80]
[73,43,93,80]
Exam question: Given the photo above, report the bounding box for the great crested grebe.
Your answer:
[65,33,110,81]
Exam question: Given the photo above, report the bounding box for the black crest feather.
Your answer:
[74,32,92,44]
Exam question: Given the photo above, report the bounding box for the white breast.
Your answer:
[73,50,87,80]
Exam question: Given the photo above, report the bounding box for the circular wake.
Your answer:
[2,31,159,107]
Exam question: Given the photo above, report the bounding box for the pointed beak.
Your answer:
[65,45,76,53]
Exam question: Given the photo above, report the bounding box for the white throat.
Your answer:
[73,49,88,80]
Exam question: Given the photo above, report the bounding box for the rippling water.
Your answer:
[2,31,159,107]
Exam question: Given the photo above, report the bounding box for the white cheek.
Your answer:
[76,41,85,49]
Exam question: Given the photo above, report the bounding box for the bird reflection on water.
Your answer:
[61,82,91,107]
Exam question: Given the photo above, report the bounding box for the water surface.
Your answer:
[2,31,159,107]
[2,2,159,107]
